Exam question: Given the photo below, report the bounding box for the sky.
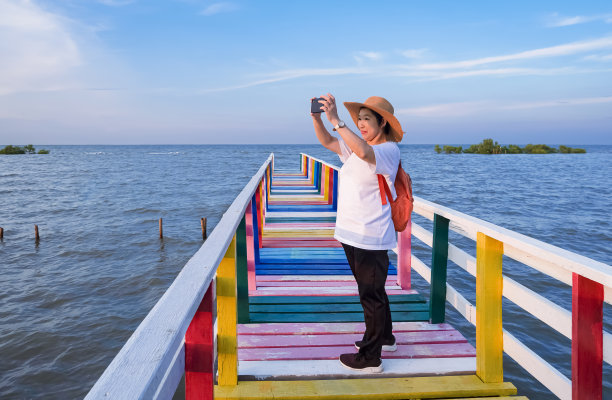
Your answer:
[0,0,611,145]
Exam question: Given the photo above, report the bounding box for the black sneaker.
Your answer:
[354,338,397,352]
[339,353,383,373]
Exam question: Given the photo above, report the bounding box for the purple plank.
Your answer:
[256,275,398,282]
[238,342,476,361]
[238,322,455,335]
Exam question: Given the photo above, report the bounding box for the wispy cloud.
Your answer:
[546,12,612,27]
[500,96,612,110]
[200,36,612,92]
[583,53,612,62]
[199,67,371,93]
[200,2,239,16]
[97,0,136,6]
[397,96,612,117]
[398,49,427,59]
[353,51,383,64]
[0,0,81,95]
[416,36,612,70]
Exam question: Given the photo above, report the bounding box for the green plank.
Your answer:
[430,214,449,324]
[248,311,430,323]
[249,294,426,305]
[249,302,429,314]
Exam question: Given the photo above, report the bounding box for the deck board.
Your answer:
[214,156,524,399]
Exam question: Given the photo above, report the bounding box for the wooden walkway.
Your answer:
[216,160,526,399]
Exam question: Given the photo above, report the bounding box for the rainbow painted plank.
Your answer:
[235,154,490,391]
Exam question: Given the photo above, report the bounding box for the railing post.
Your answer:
[332,169,339,211]
[216,235,238,386]
[246,199,257,291]
[309,158,315,185]
[397,220,411,290]
[327,166,334,205]
[322,165,329,202]
[429,214,449,323]
[185,284,214,400]
[255,183,263,249]
[476,232,504,383]
[572,273,603,400]
[236,215,250,324]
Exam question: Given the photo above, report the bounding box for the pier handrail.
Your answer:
[303,153,611,400]
[86,154,273,399]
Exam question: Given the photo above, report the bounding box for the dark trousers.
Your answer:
[341,243,394,360]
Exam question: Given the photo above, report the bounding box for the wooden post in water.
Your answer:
[159,218,163,239]
[0,227,3,240]
[34,225,40,242]
[201,217,207,240]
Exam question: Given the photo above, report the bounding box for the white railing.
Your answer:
[304,153,611,400]
[85,154,273,399]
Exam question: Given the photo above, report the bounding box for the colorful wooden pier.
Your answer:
[86,153,611,400]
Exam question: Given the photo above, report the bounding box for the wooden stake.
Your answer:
[35,225,40,242]
[159,218,163,239]
[0,227,3,240]
[201,217,207,240]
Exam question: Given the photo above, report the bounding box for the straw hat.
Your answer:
[344,96,404,142]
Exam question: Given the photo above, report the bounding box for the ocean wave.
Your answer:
[147,152,180,155]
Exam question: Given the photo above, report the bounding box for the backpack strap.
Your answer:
[377,174,393,206]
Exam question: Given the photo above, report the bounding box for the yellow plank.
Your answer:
[216,236,237,386]
[448,397,528,400]
[476,232,504,383]
[215,375,517,400]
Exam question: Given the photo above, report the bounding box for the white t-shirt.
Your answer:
[334,138,400,250]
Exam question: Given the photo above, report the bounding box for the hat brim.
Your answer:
[344,102,404,142]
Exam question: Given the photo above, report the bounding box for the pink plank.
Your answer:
[262,241,342,248]
[257,279,398,287]
[264,223,335,228]
[238,342,476,361]
[268,201,328,205]
[238,322,455,335]
[249,289,416,296]
[239,331,467,348]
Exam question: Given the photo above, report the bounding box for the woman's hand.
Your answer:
[320,93,340,125]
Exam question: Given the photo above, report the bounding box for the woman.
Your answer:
[311,93,403,373]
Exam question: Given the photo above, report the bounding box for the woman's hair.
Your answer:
[361,107,391,136]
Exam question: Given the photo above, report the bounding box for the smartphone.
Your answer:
[311,98,324,113]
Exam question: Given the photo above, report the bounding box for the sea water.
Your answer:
[0,144,610,399]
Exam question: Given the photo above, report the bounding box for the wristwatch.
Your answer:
[333,120,346,131]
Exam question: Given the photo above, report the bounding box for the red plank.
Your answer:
[238,342,475,361]
[249,288,416,296]
[572,273,603,400]
[185,284,214,400]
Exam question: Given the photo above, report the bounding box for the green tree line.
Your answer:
[434,139,586,154]
[0,145,50,154]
